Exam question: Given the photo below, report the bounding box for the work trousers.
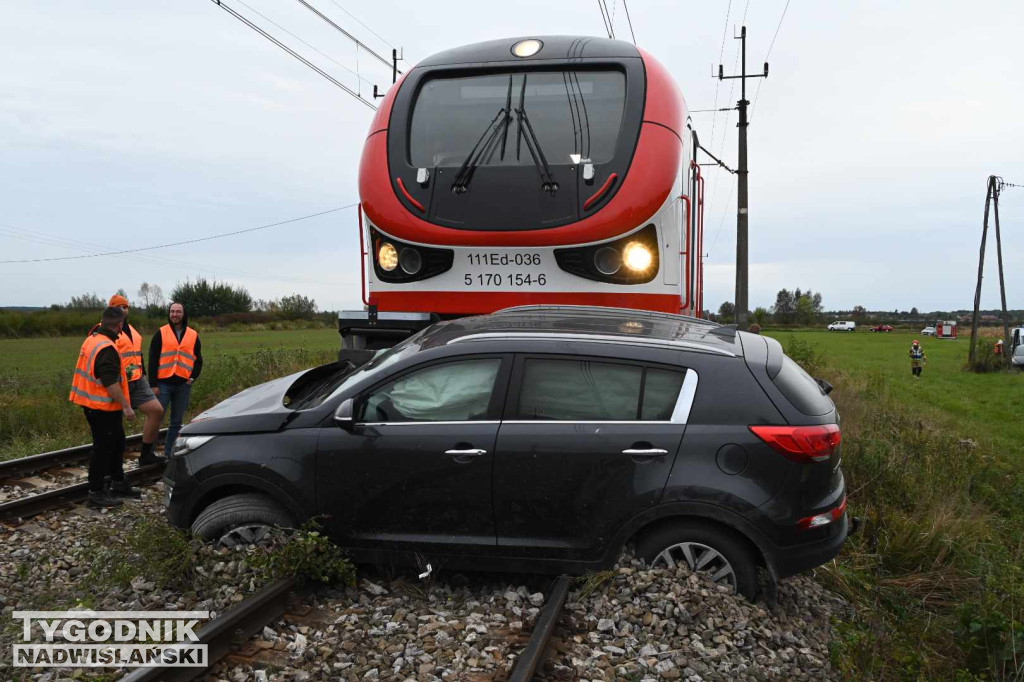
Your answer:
[157,381,192,457]
[83,407,126,492]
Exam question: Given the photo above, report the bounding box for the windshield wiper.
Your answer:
[451,76,514,194]
[515,74,559,195]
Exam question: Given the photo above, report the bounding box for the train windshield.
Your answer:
[409,70,626,169]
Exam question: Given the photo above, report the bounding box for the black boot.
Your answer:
[109,480,143,499]
[87,490,124,508]
[138,442,166,466]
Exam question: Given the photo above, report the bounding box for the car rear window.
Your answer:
[641,368,685,420]
[773,355,833,416]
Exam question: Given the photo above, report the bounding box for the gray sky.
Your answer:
[1,1,1021,313]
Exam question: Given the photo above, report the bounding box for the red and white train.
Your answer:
[341,36,705,347]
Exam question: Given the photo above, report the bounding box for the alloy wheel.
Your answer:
[652,541,737,591]
[217,523,273,548]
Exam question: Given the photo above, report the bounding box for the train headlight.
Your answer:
[623,242,653,272]
[378,242,399,271]
[399,247,422,275]
[511,39,543,58]
[594,246,622,275]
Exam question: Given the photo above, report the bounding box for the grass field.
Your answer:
[1,326,1022,679]
[0,328,340,461]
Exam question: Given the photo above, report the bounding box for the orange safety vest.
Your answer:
[157,324,198,380]
[69,333,130,411]
[114,323,145,382]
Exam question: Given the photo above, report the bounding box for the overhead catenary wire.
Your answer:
[293,0,400,75]
[0,205,357,265]
[234,0,376,88]
[596,0,614,39]
[210,0,376,110]
[621,0,637,45]
[750,0,791,121]
[323,0,409,63]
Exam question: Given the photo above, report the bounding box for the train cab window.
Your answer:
[409,70,627,169]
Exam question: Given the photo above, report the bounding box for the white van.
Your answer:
[827,321,856,332]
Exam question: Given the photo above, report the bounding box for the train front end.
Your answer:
[343,36,700,349]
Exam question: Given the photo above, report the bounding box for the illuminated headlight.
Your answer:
[594,246,622,275]
[377,242,399,271]
[399,247,422,275]
[622,242,653,272]
[511,39,543,58]
[172,435,216,457]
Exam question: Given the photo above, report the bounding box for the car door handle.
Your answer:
[444,448,487,457]
[622,448,669,457]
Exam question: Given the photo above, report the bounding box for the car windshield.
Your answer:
[325,331,427,402]
[409,69,627,168]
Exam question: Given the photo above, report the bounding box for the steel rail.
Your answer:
[0,461,167,522]
[120,577,298,682]
[0,429,167,483]
[509,574,571,682]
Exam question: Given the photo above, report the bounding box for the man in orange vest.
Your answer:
[149,301,203,457]
[69,306,139,507]
[108,294,165,466]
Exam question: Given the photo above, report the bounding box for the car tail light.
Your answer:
[797,496,847,531]
[749,424,841,463]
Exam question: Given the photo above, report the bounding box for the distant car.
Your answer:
[1012,344,1024,370]
[921,327,937,336]
[164,306,849,600]
[827,321,856,332]
[871,324,893,333]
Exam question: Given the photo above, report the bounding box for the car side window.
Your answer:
[358,358,501,423]
[641,368,686,420]
[517,358,644,420]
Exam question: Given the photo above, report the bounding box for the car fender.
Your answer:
[187,469,312,525]
[605,500,779,578]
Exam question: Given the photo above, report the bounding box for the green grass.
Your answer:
[765,330,1024,681]
[0,328,340,460]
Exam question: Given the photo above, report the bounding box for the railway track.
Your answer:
[0,429,167,523]
[119,574,572,682]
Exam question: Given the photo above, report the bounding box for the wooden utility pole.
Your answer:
[968,176,1012,366]
[717,27,768,327]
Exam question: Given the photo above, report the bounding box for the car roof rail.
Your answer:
[493,304,719,326]
[447,331,737,357]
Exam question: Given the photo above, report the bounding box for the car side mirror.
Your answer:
[334,398,355,431]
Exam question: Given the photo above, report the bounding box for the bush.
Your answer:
[251,522,356,586]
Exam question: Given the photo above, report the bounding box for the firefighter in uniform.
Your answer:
[108,294,165,465]
[909,339,926,378]
[69,306,141,507]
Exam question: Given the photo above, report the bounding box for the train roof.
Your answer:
[416,36,641,68]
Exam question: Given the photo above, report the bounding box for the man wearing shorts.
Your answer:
[108,294,166,466]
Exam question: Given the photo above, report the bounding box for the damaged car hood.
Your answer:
[182,370,307,434]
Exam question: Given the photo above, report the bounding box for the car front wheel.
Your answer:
[636,521,758,600]
[191,493,294,548]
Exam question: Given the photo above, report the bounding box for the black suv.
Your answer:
[164,306,848,598]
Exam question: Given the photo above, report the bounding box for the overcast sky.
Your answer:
[1,0,1022,314]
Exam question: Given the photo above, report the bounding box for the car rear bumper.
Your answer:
[770,512,849,579]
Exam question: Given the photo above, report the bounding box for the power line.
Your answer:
[323,0,407,61]
[750,0,792,121]
[596,0,614,39]
[210,0,376,110]
[0,223,339,285]
[235,0,376,88]
[293,0,400,75]
[0,205,357,264]
[706,0,732,157]
[621,0,638,45]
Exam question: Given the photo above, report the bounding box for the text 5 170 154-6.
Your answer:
[464,273,547,287]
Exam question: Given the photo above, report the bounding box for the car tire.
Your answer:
[191,493,294,548]
[636,521,758,600]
